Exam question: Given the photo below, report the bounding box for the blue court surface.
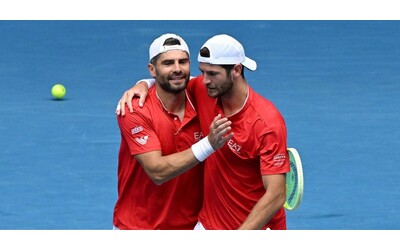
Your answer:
[0,21,399,230]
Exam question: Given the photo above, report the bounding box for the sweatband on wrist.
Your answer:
[191,137,215,162]
[135,79,154,88]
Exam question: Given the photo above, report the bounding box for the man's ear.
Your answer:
[232,64,243,78]
[148,63,156,78]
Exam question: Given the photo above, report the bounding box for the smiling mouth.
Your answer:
[170,75,185,80]
[169,79,185,85]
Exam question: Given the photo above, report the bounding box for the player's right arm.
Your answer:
[116,77,195,116]
[134,114,233,185]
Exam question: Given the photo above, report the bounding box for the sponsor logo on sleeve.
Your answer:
[273,153,286,166]
[131,126,143,135]
[135,135,148,145]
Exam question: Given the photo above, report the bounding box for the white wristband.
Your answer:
[135,79,155,88]
[191,137,215,162]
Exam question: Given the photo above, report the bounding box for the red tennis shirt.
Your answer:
[187,76,290,230]
[113,87,204,229]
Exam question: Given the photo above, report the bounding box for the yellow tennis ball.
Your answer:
[51,84,66,99]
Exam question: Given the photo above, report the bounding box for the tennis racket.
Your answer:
[284,147,304,211]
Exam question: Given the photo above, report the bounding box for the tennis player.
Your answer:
[117,34,289,230]
[113,34,233,230]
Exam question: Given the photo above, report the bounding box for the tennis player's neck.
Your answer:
[221,82,248,117]
[156,89,186,120]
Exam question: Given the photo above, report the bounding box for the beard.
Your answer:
[207,78,234,98]
[155,70,190,94]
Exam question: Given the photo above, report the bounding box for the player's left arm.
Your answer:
[238,173,286,230]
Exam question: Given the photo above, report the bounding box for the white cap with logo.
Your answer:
[197,34,257,71]
[149,33,190,62]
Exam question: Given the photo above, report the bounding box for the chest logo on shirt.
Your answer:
[131,126,143,135]
[228,139,241,154]
[135,135,148,145]
[194,131,203,142]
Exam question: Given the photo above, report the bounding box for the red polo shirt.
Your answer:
[113,87,204,229]
[188,76,290,230]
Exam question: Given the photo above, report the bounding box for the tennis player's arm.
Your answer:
[116,77,195,116]
[135,114,233,185]
[116,79,153,116]
[238,174,286,230]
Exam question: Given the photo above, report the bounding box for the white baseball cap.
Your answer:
[149,33,190,62]
[197,34,257,71]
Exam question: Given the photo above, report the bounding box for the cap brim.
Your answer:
[242,57,257,71]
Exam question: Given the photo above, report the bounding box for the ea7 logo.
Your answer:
[227,139,241,154]
[194,131,203,141]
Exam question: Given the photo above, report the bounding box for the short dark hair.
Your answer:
[150,38,183,65]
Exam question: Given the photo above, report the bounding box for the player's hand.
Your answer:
[208,114,234,150]
[115,81,149,116]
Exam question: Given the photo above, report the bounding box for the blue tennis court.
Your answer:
[0,20,399,229]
